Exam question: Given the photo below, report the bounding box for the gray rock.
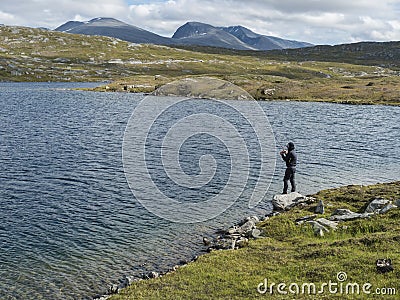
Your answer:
[239,216,260,226]
[272,192,307,211]
[126,276,137,285]
[395,199,400,207]
[379,203,397,214]
[315,200,325,214]
[226,225,239,235]
[315,218,338,230]
[309,221,329,232]
[251,228,262,238]
[330,208,372,221]
[249,215,260,223]
[144,271,159,279]
[365,198,390,213]
[118,277,130,290]
[213,238,234,250]
[107,284,119,294]
[238,220,256,235]
[203,237,211,246]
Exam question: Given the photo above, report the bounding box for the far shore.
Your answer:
[80,76,400,106]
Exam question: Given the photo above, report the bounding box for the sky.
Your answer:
[1,0,400,45]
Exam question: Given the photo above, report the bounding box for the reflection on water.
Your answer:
[0,82,398,299]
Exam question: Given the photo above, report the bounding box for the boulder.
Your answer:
[272,192,307,211]
[315,218,338,230]
[365,198,390,213]
[315,200,325,214]
[330,208,372,221]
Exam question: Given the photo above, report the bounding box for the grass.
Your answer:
[110,182,400,299]
[1,25,400,105]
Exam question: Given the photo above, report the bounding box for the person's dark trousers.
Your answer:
[283,167,296,194]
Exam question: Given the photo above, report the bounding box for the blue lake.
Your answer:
[0,82,399,299]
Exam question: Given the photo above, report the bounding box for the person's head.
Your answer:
[287,142,295,151]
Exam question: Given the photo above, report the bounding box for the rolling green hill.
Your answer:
[1,25,399,105]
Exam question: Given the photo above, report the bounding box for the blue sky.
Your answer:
[0,0,399,45]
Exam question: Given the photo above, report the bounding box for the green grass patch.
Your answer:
[111,182,400,299]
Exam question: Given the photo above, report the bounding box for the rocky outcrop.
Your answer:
[152,77,253,100]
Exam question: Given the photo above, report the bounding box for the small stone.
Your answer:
[203,237,211,246]
[107,284,119,294]
[171,265,179,271]
[226,226,238,235]
[126,276,137,285]
[395,199,400,207]
[315,200,325,214]
[251,228,262,238]
[249,215,260,223]
[238,220,256,235]
[117,278,129,291]
[148,271,159,279]
[142,271,159,279]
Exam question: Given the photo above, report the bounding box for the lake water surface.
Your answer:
[0,82,399,299]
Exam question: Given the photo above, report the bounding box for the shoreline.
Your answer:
[95,181,399,300]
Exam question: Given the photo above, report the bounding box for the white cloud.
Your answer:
[0,0,399,44]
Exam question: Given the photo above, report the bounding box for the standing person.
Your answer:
[280,142,297,194]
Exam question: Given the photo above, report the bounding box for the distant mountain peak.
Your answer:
[55,17,313,50]
[172,21,216,39]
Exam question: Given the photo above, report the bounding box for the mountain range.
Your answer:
[55,17,312,50]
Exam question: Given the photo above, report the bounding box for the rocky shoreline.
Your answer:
[94,190,399,300]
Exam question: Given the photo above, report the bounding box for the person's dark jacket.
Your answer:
[281,143,297,168]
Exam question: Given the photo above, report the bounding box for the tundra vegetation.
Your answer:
[1,25,400,105]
